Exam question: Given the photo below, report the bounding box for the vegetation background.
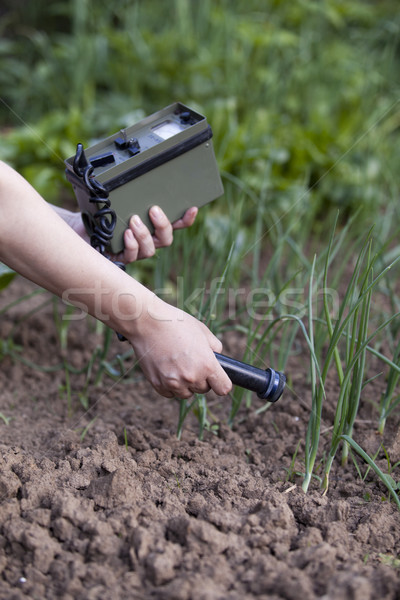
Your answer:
[1,0,400,496]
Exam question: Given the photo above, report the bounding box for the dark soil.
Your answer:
[1,276,400,600]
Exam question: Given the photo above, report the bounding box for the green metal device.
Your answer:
[65,102,223,254]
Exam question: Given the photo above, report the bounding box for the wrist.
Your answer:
[107,285,160,340]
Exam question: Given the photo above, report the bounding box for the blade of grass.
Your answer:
[302,255,319,492]
[322,309,400,489]
[340,435,400,511]
[379,337,400,434]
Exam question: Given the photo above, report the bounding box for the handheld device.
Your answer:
[65,102,224,254]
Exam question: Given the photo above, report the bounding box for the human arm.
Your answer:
[0,161,231,398]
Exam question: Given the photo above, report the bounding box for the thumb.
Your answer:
[202,327,223,354]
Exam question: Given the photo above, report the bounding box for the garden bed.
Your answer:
[1,276,399,600]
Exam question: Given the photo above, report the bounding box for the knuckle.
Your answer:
[214,340,223,353]
[136,228,151,242]
[125,233,139,251]
[163,233,173,247]
[158,218,172,230]
[163,374,181,391]
[163,373,193,399]
[126,252,139,264]
[159,221,173,235]
[185,371,197,385]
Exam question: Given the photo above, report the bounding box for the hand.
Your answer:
[128,296,232,399]
[118,205,198,264]
[55,204,198,264]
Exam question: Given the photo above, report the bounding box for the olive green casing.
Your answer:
[65,102,224,254]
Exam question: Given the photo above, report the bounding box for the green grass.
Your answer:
[1,0,400,505]
[298,221,400,492]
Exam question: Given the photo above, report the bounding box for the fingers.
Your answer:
[122,229,140,262]
[121,205,197,264]
[207,363,233,397]
[205,331,223,354]
[178,359,232,399]
[124,215,156,261]
[149,352,231,400]
[156,383,211,399]
[149,206,173,247]
[172,206,198,230]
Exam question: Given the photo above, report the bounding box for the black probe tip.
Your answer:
[259,369,286,402]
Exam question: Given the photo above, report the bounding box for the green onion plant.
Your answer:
[300,220,400,493]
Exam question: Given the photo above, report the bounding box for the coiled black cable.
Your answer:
[73,143,125,267]
[73,143,126,339]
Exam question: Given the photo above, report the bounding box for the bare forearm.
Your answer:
[0,161,152,336]
[51,205,88,241]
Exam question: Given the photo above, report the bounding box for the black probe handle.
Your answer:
[214,352,286,403]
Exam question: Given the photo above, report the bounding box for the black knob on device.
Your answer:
[214,353,286,403]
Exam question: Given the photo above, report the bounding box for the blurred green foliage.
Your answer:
[0,263,16,291]
[0,0,399,227]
